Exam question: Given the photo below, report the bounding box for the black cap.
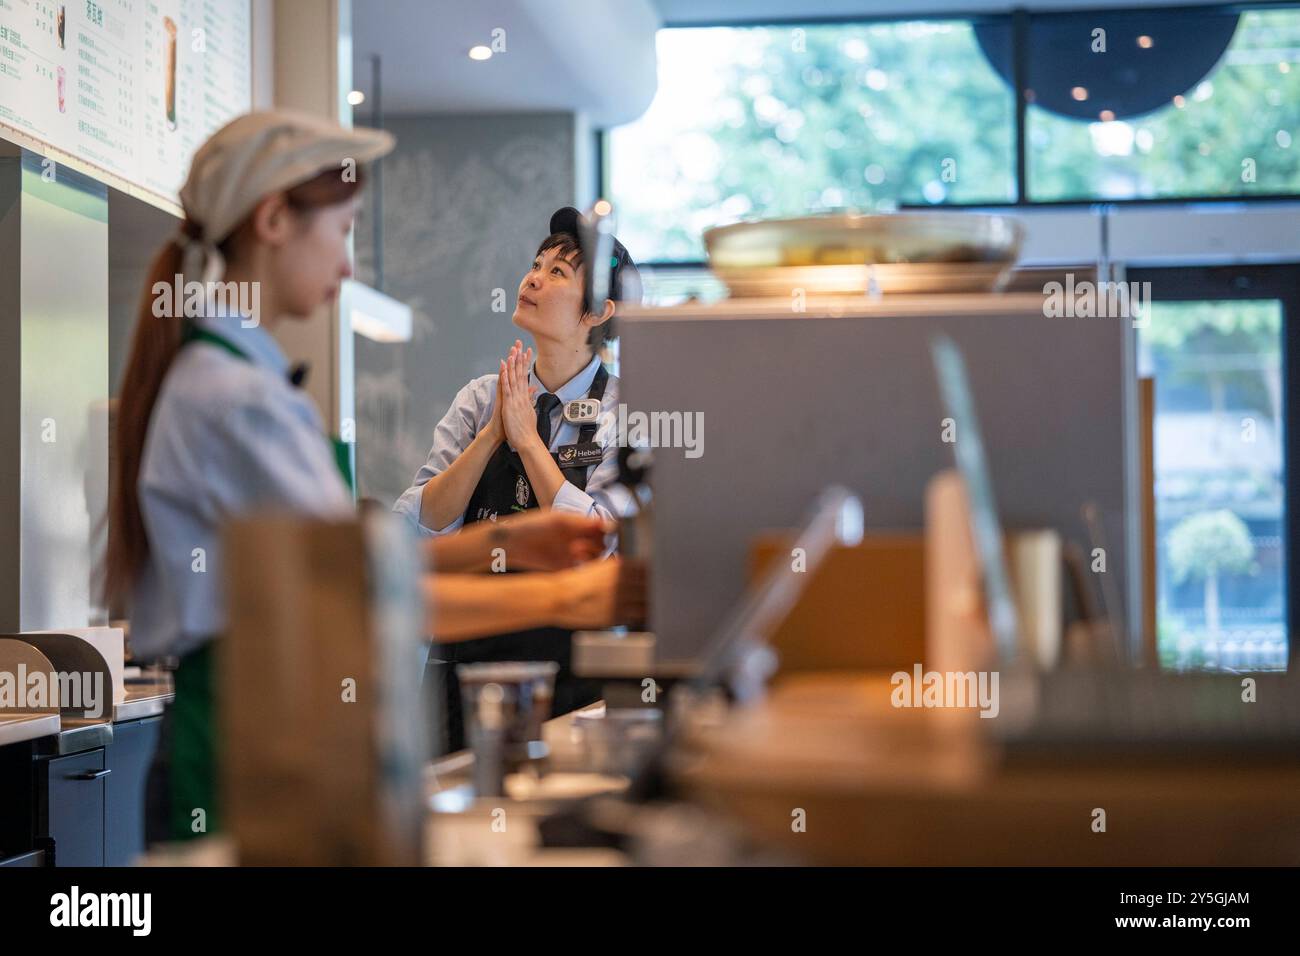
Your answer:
[548,206,641,305]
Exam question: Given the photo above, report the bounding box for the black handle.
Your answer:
[71,769,111,780]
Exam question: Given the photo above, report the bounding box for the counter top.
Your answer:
[677,671,1300,865]
[424,701,630,866]
[620,291,1049,322]
[114,678,173,722]
[426,700,620,801]
[0,713,61,747]
[1,677,173,753]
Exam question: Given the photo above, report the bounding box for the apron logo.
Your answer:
[515,474,530,507]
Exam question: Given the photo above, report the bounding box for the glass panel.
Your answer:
[1138,300,1287,671]
[607,20,1016,263]
[1029,8,1300,201]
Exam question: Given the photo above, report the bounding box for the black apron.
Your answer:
[428,367,609,755]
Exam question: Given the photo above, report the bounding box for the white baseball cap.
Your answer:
[177,109,394,283]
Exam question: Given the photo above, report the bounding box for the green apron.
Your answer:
[168,323,354,841]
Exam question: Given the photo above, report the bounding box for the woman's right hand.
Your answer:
[551,558,646,630]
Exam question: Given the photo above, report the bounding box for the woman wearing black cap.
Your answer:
[394,207,641,749]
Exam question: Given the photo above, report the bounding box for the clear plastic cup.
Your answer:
[573,707,663,777]
[457,661,559,767]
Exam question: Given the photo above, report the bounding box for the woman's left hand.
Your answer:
[500,339,542,452]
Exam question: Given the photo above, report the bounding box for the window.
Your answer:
[1027,8,1300,201]
[604,5,1300,264]
[1133,266,1297,672]
[607,20,1016,263]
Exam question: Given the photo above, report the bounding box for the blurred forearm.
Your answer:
[423,572,559,641]
[422,559,633,640]
[424,520,503,573]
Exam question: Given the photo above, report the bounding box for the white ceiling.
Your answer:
[349,0,659,125]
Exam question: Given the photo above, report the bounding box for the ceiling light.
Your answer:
[469,46,492,61]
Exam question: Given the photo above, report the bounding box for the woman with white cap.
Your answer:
[104,111,633,840]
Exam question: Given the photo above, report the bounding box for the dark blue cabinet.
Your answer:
[0,714,161,866]
[43,749,107,866]
[105,716,161,865]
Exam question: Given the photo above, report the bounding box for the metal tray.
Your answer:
[711,261,1016,298]
[704,212,1023,297]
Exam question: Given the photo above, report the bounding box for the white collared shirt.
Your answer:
[129,313,354,660]
[393,353,633,536]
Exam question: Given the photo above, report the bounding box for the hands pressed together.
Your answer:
[486,339,544,454]
[423,340,644,638]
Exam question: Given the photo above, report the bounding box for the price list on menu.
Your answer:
[0,0,249,203]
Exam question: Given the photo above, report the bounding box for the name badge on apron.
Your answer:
[555,442,604,468]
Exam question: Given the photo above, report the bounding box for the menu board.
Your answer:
[0,0,251,203]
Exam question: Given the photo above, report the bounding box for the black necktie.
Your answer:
[535,393,560,449]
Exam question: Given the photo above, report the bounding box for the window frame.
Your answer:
[1126,261,1300,672]
[601,2,1300,268]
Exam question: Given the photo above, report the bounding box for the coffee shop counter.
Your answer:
[423,701,630,866]
[0,670,174,866]
[674,671,1300,865]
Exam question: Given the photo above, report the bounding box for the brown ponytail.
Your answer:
[103,167,367,611]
